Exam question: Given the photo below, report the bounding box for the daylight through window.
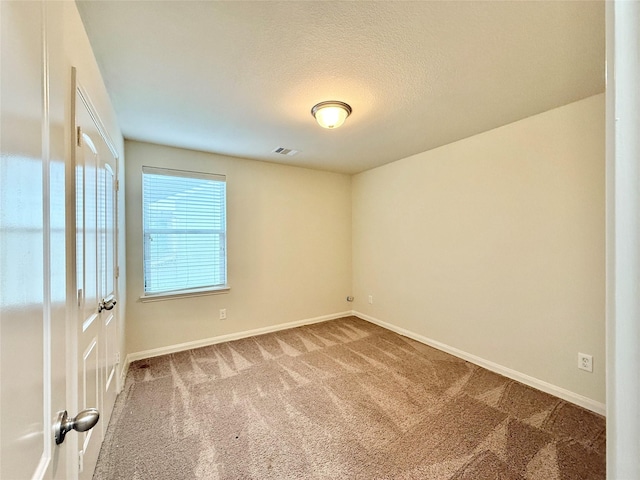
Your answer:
[142,166,227,295]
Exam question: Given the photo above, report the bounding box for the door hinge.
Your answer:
[78,450,84,472]
[115,352,121,365]
[76,126,82,147]
[115,179,119,192]
[115,266,120,278]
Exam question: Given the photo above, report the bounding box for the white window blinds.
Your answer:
[142,166,227,295]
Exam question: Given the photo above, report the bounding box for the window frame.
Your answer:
[139,166,229,301]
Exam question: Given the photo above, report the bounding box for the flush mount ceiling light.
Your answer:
[311,101,352,129]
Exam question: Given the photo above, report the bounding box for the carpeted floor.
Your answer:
[94,316,605,479]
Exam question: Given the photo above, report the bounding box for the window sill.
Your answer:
[139,285,230,303]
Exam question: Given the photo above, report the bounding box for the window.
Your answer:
[142,166,227,297]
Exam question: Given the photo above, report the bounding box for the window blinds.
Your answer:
[142,166,227,295]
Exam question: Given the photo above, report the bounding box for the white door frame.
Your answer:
[605,1,640,478]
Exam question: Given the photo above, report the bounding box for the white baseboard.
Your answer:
[353,311,606,416]
[122,309,605,416]
[125,311,353,365]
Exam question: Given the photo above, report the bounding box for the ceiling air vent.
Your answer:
[272,147,299,156]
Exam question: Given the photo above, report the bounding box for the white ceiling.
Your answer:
[76,1,605,174]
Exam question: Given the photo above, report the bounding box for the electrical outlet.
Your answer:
[578,352,593,372]
[219,308,227,320]
[368,295,373,304]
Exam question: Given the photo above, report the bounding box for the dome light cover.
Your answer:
[311,101,352,129]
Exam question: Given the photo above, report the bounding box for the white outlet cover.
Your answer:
[578,352,593,372]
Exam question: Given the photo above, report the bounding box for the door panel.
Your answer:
[75,112,101,478]
[100,164,118,426]
[1,2,119,478]
[0,2,58,478]
[74,84,119,479]
[80,337,100,473]
[104,312,117,396]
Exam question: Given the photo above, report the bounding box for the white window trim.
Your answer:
[139,285,230,303]
[141,165,227,298]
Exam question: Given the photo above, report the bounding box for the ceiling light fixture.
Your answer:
[311,101,352,129]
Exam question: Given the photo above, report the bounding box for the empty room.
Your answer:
[2,1,639,479]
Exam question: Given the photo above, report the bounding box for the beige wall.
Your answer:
[125,141,352,354]
[352,94,605,404]
[125,94,605,406]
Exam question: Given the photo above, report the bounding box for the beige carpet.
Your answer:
[94,316,605,479]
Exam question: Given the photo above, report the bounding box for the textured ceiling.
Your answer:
[76,1,605,174]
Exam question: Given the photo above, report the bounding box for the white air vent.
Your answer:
[272,147,299,156]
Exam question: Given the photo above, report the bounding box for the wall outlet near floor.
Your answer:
[219,308,227,320]
[368,295,373,305]
[578,352,593,372]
